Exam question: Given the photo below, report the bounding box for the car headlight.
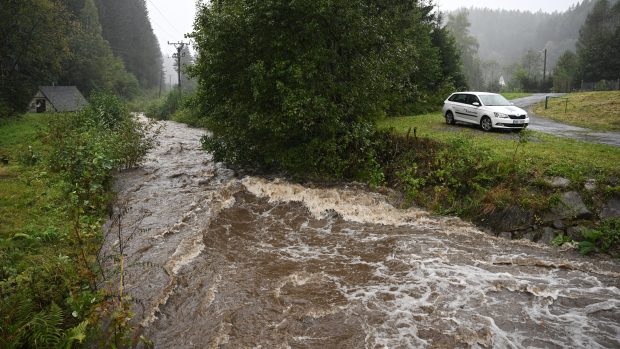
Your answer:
[494,112,509,119]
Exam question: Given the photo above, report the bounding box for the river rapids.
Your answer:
[101,119,620,348]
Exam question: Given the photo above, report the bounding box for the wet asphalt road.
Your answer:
[512,93,620,147]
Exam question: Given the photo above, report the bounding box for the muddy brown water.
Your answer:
[102,118,620,348]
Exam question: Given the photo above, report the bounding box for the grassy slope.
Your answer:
[532,91,620,131]
[501,92,531,100]
[379,113,620,179]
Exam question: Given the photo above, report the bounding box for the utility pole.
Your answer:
[168,41,188,93]
[159,69,164,98]
[542,48,547,87]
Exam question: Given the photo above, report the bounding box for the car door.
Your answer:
[450,94,469,122]
[464,94,483,123]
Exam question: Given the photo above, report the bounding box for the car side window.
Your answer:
[467,95,481,105]
[452,94,467,104]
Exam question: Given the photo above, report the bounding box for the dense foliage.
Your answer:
[191,0,464,180]
[0,0,72,115]
[576,0,620,82]
[0,0,161,115]
[552,51,579,92]
[0,94,155,347]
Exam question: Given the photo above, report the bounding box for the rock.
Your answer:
[566,225,587,241]
[584,179,596,191]
[485,206,534,232]
[544,177,571,188]
[552,220,565,230]
[522,231,537,241]
[543,191,592,221]
[498,232,512,240]
[539,227,560,245]
[600,197,620,220]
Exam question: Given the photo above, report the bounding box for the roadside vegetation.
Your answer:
[533,91,620,131]
[0,93,155,348]
[378,112,620,209]
[377,114,619,256]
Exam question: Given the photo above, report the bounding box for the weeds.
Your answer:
[578,218,620,255]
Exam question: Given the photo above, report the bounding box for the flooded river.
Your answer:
[102,119,620,348]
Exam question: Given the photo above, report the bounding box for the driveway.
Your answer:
[512,93,620,147]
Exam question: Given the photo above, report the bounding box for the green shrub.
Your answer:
[1,93,155,348]
[579,218,620,255]
[145,90,185,120]
[47,92,155,210]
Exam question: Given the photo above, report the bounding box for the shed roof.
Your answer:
[39,86,88,112]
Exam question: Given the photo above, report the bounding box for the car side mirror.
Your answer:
[472,102,480,107]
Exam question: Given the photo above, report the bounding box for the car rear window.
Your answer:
[450,94,467,104]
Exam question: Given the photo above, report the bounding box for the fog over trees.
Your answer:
[446,0,619,91]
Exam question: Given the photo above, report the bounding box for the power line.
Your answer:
[146,0,184,37]
[168,41,189,93]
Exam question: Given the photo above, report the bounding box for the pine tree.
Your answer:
[58,0,140,98]
[553,51,579,92]
[577,0,620,81]
[94,0,162,88]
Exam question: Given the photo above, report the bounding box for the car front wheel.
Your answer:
[480,116,493,132]
[445,111,455,125]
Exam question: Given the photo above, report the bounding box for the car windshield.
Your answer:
[479,94,511,106]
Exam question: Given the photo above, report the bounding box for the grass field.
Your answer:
[379,112,620,179]
[532,91,620,131]
[0,114,68,239]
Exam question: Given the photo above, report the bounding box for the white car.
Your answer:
[442,92,529,131]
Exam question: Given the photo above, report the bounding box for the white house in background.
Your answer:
[28,86,88,113]
[499,76,506,87]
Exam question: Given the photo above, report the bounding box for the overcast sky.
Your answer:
[146,0,581,57]
[145,0,581,82]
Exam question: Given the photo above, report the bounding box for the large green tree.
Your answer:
[0,0,72,115]
[577,0,620,81]
[553,50,579,92]
[190,0,450,179]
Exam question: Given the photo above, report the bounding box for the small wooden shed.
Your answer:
[29,86,88,113]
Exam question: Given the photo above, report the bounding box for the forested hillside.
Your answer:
[95,0,162,88]
[466,1,601,71]
[0,0,161,115]
[445,0,619,91]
